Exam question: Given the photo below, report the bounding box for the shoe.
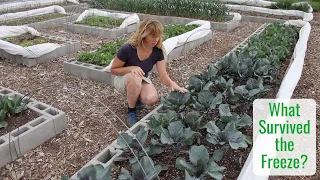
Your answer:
[135,99,145,110]
[127,110,137,127]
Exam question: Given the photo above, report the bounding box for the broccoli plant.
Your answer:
[146,109,178,135]
[61,164,112,180]
[153,121,201,151]
[118,156,167,180]
[176,145,226,180]
[160,90,191,112]
[194,90,223,113]
[180,111,205,131]
[116,128,163,160]
[0,95,28,128]
[229,77,271,104]
[216,104,252,130]
[205,120,248,150]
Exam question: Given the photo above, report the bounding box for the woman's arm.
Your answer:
[110,56,145,77]
[156,60,187,93]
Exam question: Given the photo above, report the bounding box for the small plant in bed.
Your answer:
[0,95,27,129]
[74,15,124,28]
[76,39,127,66]
[3,33,63,47]
[0,13,67,26]
[162,24,200,41]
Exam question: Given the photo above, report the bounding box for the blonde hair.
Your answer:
[127,17,167,58]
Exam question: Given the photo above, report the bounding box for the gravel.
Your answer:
[0,21,273,179]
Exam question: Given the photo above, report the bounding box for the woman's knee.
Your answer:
[141,93,158,105]
[125,73,142,89]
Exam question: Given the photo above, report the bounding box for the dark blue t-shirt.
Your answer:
[116,43,164,77]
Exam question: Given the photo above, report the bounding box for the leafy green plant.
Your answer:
[76,39,126,66]
[155,121,201,150]
[205,120,248,149]
[160,90,191,112]
[116,128,163,160]
[90,0,229,22]
[180,111,205,131]
[147,109,178,134]
[176,145,226,180]
[75,15,124,28]
[194,90,223,112]
[118,156,167,180]
[0,95,27,128]
[268,0,310,12]
[217,104,252,130]
[162,24,200,41]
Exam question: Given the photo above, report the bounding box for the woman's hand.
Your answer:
[169,81,188,93]
[130,66,145,77]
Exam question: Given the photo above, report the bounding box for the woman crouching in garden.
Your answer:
[110,18,187,127]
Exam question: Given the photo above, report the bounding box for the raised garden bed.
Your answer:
[0,86,67,169]
[0,12,79,30]
[63,22,212,85]
[62,9,140,38]
[0,32,81,67]
[65,21,307,180]
[0,1,87,14]
[3,33,63,47]
[88,0,241,31]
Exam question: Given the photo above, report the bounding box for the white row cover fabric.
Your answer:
[222,0,313,13]
[75,9,140,28]
[162,20,212,56]
[237,20,311,180]
[102,19,214,72]
[0,5,67,22]
[226,4,313,21]
[0,26,61,58]
[0,0,78,12]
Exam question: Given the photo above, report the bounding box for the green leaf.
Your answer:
[188,75,204,92]
[176,157,195,174]
[0,120,8,128]
[184,128,201,145]
[189,145,209,167]
[225,122,248,149]
[136,128,148,145]
[207,161,225,180]
[244,134,253,145]
[185,170,200,180]
[168,121,184,141]
[146,145,163,156]
[117,133,133,148]
[77,164,111,180]
[160,128,173,145]
[61,176,69,180]
[203,81,214,91]
[236,114,252,128]
[118,168,133,180]
[219,104,232,116]
[205,121,221,135]
[212,149,224,162]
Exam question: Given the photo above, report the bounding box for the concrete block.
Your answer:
[0,86,67,169]
[63,59,115,85]
[0,34,81,67]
